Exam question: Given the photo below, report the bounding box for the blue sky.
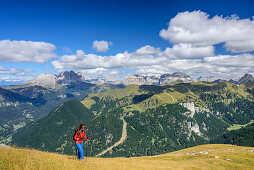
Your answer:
[0,0,254,84]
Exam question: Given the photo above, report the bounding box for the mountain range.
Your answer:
[10,79,254,157]
[21,70,254,87]
[1,70,254,157]
[0,71,124,143]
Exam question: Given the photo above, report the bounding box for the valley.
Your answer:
[9,76,254,157]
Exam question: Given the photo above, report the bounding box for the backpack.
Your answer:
[73,129,80,140]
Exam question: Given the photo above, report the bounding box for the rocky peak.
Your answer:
[171,72,190,78]
[238,73,254,84]
[28,73,57,89]
[197,76,217,82]
[160,72,190,79]
[159,72,193,84]
[28,71,86,89]
[122,74,160,85]
[57,70,85,84]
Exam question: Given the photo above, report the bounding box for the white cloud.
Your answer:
[80,68,125,79]
[0,66,34,76]
[52,43,254,79]
[51,11,254,79]
[224,40,254,53]
[52,45,167,70]
[0,76,33,84]
[135,45,161,55]
[204,53,254,67]
[0,40,57,63]
[92,40,112,52]
[160,10,254,52]
[164,43,214,59]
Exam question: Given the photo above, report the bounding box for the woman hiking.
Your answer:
[73,124,88,161]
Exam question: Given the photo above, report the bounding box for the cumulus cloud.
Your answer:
[0,66,34,76]
[52,43,254,79]
[51,11,254,79]
[80,68,126,79]
[52,45,167,70]
[224,40,254,53]
[92,40,112,52]
[204,53,254,67]
[0,76,34,85]
[160,10,254,52]
[164,43,214,59]
[0,40,57,63]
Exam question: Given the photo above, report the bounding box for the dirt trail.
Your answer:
[96,117,127,157]
[165,93,175,102]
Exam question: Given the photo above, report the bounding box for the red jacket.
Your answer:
[73,129,88,144]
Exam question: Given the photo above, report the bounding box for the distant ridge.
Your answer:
[25,70,254,87]
[28,70,87,89]
[238,73,254,84]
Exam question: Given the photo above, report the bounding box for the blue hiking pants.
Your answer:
[75,142,84,160]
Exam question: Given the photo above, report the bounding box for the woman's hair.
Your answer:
[79,124,85,130]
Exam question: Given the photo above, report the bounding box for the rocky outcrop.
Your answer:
[197,76,217,82]
[180,102,195,116]
[159,72,194,84]
[122,74,160,85]
[57,71,85,84]
[238,73,254,84]
[122,72,194,85]
[28,73,57,89]
[28,71,86,89]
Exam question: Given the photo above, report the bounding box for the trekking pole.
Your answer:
[75,143,78,159]
[86,140,88,161]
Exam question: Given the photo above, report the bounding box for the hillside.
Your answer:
[0,79,124,144]
[1,144,254,170]
[11,99,93,154]
[212,123,254,147]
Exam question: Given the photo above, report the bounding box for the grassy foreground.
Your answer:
[1,144,254,170]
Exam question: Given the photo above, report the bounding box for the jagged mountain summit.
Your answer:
[238,73,254,84]
[122,72,194,85]
[122,74,160,85]
[28,71,86,89]
[57,71,85,84]
[159,72,193,84]
[27,70,254,87]
[28,73,57,89]
[197,76,218,82]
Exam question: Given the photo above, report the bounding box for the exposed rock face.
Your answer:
[159,72,193,84]
[197,76,217,82]
[28,71,86,89]
[122,74,160,85]
[122,72,193,85]
[238,73,254,84]
[180,102,195,117]
[86,78,122,85]
[28,73,57,89]
[57,71,85,84]
[187,122,202,136]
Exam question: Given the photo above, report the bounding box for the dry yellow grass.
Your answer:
[1,144,254,170]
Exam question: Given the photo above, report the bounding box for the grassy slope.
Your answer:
[81,84,142,109]
[1,144,254,170]
[81,81,253,113]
